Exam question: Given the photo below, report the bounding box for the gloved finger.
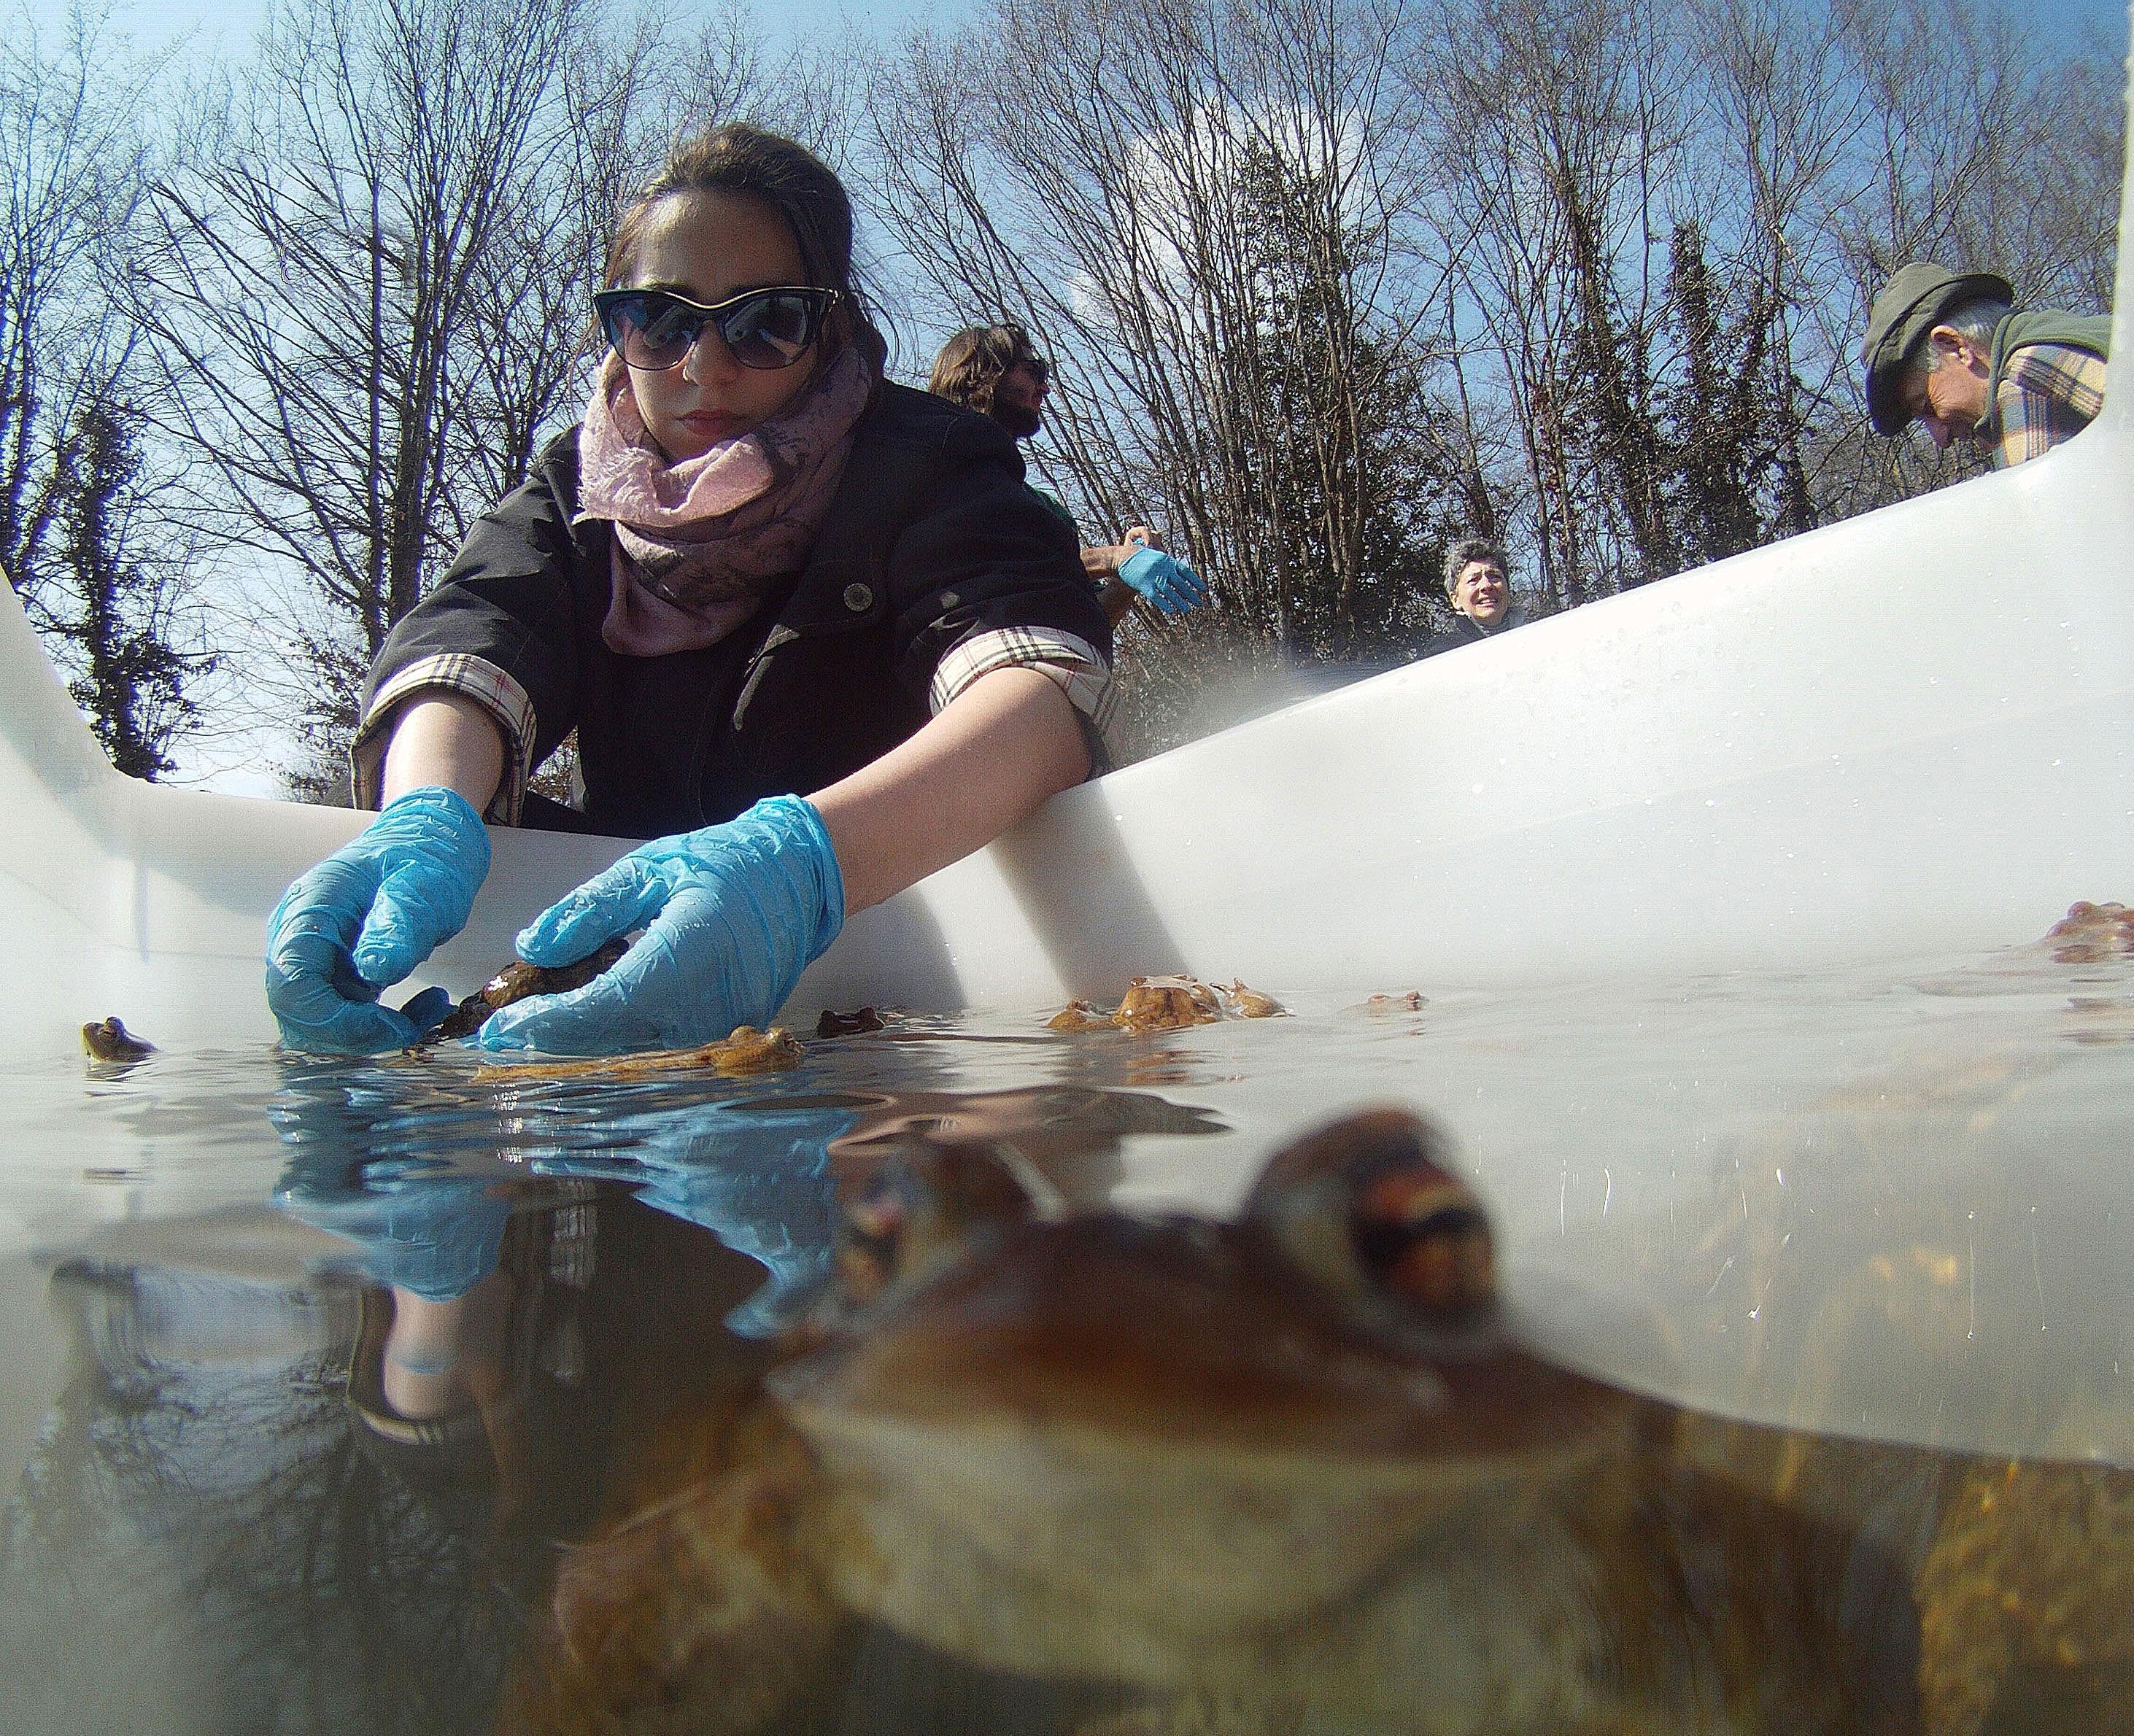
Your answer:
[352,861,463,985]
[516,857,670,966]
[267,960,433,1053]
[661,889,787,1031]
[398,985,454,1039]
[1121,547,1194,611]
[1152,557,1203,611]
[268,856,373,953]
[305,1001,431,1052]
[267,888,376,1010]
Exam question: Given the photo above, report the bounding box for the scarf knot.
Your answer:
[575,346,872,655]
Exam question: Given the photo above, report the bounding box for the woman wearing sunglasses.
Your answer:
[264,123,1112,1054]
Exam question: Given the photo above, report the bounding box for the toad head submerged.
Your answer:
[514,1114,1663,1730]
[514,1112,1914,1736]
[784,1109,1632,1650]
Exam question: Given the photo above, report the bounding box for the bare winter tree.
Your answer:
[1414,0,1706,603]
[1672,0,1865,548]
[1412,0,2119,602]
[2016,23,2125,317]
[143,0,612,770]
[865,0,1449,689]
[0,12,150,623]
[1,11,215,778]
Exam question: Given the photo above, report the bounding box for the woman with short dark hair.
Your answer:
[265,124,1113,1055]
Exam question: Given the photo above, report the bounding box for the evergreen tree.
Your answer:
[54,402,212,779]
[1657,222,1821,569]
[1229,142,1449,661]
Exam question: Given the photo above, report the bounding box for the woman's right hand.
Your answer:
[474,796,844,1056]
[265,786,492,1052]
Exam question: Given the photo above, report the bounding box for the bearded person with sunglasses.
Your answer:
[264,124,1113,1055]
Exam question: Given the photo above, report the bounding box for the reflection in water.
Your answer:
[270,1057,1227,1337]
[6,947,2134,1734]
[0,1190,804,1736]
[0,1255,513,1733]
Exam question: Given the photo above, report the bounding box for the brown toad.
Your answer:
[503,1110,1917,1735]
[81,1016,155,1063]
[1047,977,1284,1034]
[422,938,633,1044]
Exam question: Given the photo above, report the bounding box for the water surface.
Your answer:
[2,941,2130,1732]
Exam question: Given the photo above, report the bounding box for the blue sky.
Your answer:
[20,0,982,58]
[24,0,2130,58]
[18,0,2131,794]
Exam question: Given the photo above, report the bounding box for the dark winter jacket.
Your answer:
[1422,605,1528,660]
[362,383,1110,839]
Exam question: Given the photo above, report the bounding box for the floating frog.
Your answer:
[473,1024,803,1082]
[2041,899,2134,964]
[422,938,633,1044]
[1047,976,1284,1035]
[80,1016,154,1063]
[503,1109,1919,1735]
[1113,974,1225,1032]
[816,1006,890,1038]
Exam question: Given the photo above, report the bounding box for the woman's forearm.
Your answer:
[380,694,508,813]
[808,667,1091,914]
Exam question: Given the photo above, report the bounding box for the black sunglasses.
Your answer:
[592,284,838,372]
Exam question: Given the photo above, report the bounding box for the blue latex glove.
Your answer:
[1117,545,1208,615]
[475,794,845,1056]
[264,786,490,1053]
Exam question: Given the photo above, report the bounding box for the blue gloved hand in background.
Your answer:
[1117,545,1209,615]
[475,795,846,1056]
[265,786,491,1053]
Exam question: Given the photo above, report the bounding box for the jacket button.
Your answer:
[842,583,874,613]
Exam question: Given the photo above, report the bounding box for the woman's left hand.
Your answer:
[474,797,845,1055]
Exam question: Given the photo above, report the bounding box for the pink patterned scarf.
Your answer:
[575,346,873,656]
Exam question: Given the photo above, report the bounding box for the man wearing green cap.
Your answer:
[1861,262,2109,468]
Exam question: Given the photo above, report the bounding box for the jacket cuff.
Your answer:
[349,654,536,824]
[929,625,1118,772]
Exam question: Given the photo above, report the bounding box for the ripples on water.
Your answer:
[1,941,2131,1734]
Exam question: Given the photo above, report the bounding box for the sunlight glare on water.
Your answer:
[1,934,2131,1733]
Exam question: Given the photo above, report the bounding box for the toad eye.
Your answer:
[831,1139,1040,1311]
[1243,1108,1497,1330]
[1349,1163,1495,1314]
